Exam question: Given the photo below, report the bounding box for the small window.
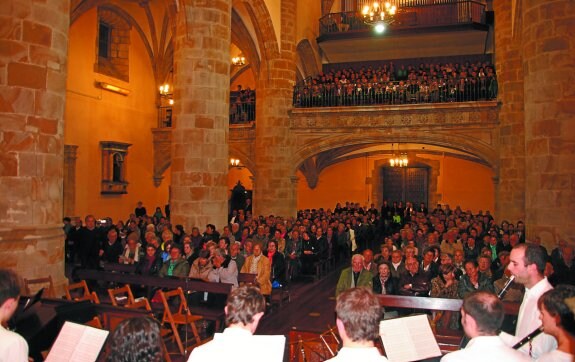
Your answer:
[98,22,111,58]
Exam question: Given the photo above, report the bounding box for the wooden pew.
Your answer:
[74,269,233,331]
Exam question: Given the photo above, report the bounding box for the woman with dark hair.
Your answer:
[104,316,163,362]
[536,285,575,362]
[431,264,459,298]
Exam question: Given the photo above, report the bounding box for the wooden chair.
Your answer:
[65,280,100,304]
[108,285,136,307]
[24,276,56,298]
[159,288,204,355]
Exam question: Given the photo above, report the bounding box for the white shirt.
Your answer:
[441,336,530,362]
[537,349,574,362]
[188,327,285,362]
[326,346,388,361]
[0,325,28,362]
[501,277,556,359]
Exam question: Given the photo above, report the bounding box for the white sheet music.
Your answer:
[46,321,109,362]
[379,314,442,362]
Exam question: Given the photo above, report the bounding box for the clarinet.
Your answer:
[497,275,515,299]
[513,327,543,349]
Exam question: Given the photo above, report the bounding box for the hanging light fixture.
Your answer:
[361,1,399,33]
[389,143,408,167]
[231,55,246,66]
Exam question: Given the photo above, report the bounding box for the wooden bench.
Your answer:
[74,269,233,331]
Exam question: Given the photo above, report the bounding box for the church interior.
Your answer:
[1,0,574,359]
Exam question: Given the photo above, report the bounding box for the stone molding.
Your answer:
[290,101,499,129]
[230,122,256,141]
[152,128,172,187]
[63,145,79,217]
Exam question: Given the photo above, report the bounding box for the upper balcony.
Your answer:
[317,0,491,63]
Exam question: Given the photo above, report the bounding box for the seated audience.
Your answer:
[208,248,238,287]
[372,262,398,295]
[120,234,142,265]
[398,256,431,296]
[241,244,272,296]
[189,250,213,281]
[100,227,124,264]
[458,259,495,298]
[430,264,459,298]
[336,254,373,297]
[136,244,163,276]
[265,240,286,286]
[159,244,189,278]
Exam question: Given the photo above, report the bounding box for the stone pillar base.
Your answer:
[0,225,67,297]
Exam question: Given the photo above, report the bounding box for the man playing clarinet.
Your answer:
[501,243,556,358]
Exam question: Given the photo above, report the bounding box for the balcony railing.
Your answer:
[319,0,486,36]
[293,77,497,108]
[230,90,256,124]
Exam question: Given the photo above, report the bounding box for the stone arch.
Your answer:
[231,8,261,79]
[290,131,499,176]
[296,38,321,78]
[239,0,281,79]
[229,146,257,176]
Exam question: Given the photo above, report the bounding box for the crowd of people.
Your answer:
[64,198,574,306]
[229,85,256,124]
[293,60,498,107]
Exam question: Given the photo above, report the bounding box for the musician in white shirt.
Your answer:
[501,243,557,359]
[327,288,388,361]
[441,291,530,362]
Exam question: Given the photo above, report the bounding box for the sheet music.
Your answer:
[379,314,442,362]
[46,321,109,362]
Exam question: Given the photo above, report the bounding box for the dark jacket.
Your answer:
[373,276,399,295]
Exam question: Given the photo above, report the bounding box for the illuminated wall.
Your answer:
[297,154,495,213]
[64,8,170,221]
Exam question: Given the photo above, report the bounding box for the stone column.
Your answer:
[0,0,69,294]
[494,0,526,222]
[253,0,298,217]
[171,0,231,229]
[63,145,78,217]
[521,0,575,244]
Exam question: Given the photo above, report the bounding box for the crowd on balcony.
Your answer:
[64,194,573,310]
[293,60,498,107]
[230,85,256,124]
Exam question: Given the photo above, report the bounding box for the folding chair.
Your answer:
[65,280,100,304]
[24,276,55,298]
[159,288,204,355]
[108,284,136,307]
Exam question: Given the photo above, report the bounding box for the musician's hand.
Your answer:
[403,284,412,290]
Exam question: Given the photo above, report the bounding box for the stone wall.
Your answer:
[0,0,69,294]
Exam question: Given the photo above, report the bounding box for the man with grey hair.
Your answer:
[335,253,373,297]
[209,248,238,287]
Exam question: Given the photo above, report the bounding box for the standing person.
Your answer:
[188,286,280,361]
[134,201,147,218]
[500,243,557,358]
[326,287,388,361]
[0,269,29,362]
[440,291,529,362]
[536,285,575,362]
[73,215,103,269]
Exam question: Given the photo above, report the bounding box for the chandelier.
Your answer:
[361,1,398,33]
[389,143,408,167]
[230,158,245,169]
[231,55,246,66]
[159,83,174,105]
